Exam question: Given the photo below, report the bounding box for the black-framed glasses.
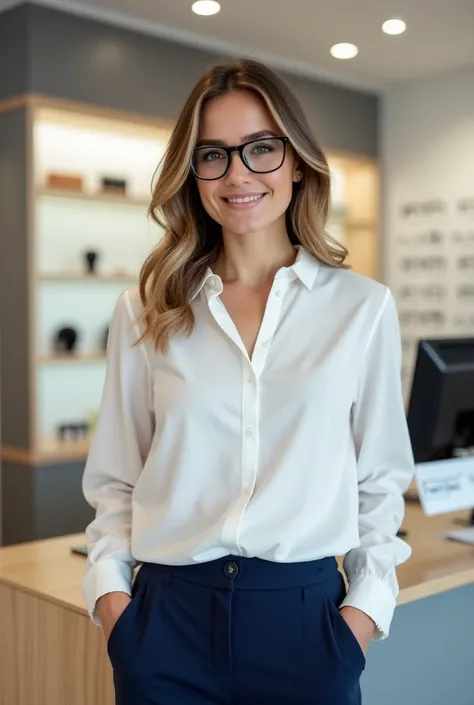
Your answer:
[191,136,289,181]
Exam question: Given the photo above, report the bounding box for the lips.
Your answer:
[222,193,266,204]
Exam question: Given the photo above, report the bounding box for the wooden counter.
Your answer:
[1,503,474,705]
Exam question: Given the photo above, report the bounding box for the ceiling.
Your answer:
[2,0,474,91]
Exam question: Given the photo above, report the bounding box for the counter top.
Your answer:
[0,504,473,615]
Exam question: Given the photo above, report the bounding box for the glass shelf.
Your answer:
[38,272,138,283]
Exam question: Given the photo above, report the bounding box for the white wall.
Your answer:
[382,66,474,400]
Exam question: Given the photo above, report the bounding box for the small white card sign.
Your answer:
[415,457,474,517]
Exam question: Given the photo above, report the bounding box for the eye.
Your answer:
[200,149,226,162]
[251,142,274,154]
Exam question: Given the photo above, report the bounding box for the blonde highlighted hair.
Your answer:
[139,58,348,352]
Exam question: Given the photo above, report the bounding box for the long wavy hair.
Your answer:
[139,58,348,352]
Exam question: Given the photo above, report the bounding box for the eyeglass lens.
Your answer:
[193,138,285,179]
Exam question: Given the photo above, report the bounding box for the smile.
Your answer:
[224,194,265,204]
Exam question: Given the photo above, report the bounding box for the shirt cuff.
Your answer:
[83,559,133,626]
[340,572,397,640]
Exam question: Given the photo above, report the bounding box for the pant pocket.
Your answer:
[107,583,146,663]
[107,566,168,670]
[324,596,366,674]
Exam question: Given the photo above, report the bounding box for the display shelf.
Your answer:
[36,436,91,463]
[37,186,150,207]
[330,218,376,229]
[38,272,138,283]
[39,352,106,364]
[30,102,170,456]
[327,150,379,280]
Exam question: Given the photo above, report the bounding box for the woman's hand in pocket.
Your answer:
[339,606,375,655]
[96,592,132,642]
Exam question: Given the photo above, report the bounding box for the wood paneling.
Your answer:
[0,583,114,705]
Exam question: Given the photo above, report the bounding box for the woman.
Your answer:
[82,59,414,705]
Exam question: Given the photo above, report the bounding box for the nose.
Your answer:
[224,150,252,185]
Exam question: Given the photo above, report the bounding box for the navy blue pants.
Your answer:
[107,556,365,704]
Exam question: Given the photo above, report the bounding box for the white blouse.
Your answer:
[82,246,414,640]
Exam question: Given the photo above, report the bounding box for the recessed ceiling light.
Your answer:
[382,18,406,35]
[330,43,359,60]
[192,1,221,16]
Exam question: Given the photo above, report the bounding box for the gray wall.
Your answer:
[363,584,474,705]
[0,4,29,102]
[0,2,379,157]
[1,458,93,545]
[0,108,30,448]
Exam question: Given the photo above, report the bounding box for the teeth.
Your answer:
[227,194,263,204]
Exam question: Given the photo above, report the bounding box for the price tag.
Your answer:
[415,457,474,516]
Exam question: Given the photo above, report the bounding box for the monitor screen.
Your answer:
[407,338,474,463]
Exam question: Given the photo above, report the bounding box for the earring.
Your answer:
[295,171,303,182]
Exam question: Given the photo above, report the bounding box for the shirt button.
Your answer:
[247,374,254,383]
[246,427,254,437]
[224,561,239,578]
[275,290,282,297]
[263,340,270,348]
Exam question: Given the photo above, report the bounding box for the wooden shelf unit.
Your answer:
[39,352,106,364]
[38,272,138,283]
[37,437,92,464]
[326,150,380,280]
[37,186,150,207]
[0,96,172,466]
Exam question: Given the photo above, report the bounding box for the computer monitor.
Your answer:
[407,337,474,526]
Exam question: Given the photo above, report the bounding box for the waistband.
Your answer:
[139,555,338,591]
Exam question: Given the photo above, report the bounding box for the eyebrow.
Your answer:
[195,130,280,148]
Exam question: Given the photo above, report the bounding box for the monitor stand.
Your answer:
[453,509,474,527]
[445,522,474,545]
[443,446,474,544]
[451,445,474,527]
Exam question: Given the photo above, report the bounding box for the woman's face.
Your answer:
[194,90,300,237]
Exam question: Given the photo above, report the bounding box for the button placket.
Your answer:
[241,357,259,501]
[219,278,288,554]
[220,358,260,553]
[252,283,287,377]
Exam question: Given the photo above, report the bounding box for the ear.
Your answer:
[293,168,303,183]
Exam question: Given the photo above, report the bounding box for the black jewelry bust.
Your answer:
[55,326,78,352]
[84,250,99,274]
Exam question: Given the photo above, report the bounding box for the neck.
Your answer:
[215,224,296,288]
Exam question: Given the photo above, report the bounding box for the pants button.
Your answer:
[224,561,239,578]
